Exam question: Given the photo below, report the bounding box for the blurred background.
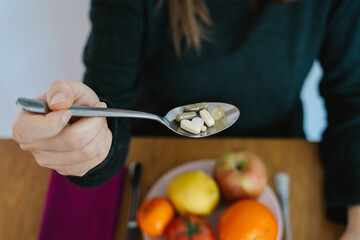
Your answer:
[0,0,327,141]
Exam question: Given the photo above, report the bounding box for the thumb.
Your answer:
[46,79,99,111]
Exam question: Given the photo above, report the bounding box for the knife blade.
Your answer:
[125,162,143,240]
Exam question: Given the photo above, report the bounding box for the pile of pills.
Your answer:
[175,102,225,134]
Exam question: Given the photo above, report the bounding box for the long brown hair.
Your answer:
[158,0,296,56]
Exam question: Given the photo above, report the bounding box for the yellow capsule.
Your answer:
[211,106,225,120]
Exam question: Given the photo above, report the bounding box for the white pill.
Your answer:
[201,126,207,132]
[180,119,201,134]
[191,117,204,127]
[200,109,215,127]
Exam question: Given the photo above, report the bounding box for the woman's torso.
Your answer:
[133,0,331,137]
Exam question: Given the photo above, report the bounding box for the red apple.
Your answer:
[214,150,267,201]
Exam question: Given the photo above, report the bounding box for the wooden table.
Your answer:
[0,138,345,240]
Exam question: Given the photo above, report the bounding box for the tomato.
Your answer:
[165,215,216,240]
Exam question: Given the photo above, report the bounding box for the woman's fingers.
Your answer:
[18,101,107,150]
[13,109,71,144]
[46,79,99,111]
[20,114,106,152]
[33,127,112,176]
[29,122,110,166]
[55,130,112,177]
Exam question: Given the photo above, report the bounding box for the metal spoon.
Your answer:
[16,97,240,138]
[274,172,292,240]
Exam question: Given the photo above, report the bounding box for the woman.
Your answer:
[12,0,360,238]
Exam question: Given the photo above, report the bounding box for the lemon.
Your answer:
[167,171,220,215]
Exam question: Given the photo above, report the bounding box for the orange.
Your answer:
[218,199,278,240]
[137,197,175,236]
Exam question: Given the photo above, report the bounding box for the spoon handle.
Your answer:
[274,172,292,240]
[17,97,163,122]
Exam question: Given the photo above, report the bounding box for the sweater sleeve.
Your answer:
[318,0,360,224]
[67,0,145,187]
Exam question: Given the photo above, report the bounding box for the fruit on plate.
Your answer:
[214,149,267,201]
[167,171,220,215]
[165,215,216,240]
[218,199,278,240]
[137,197,175,236]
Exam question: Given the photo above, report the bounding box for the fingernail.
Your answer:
[99,102,107,108]
[62,110,72,124]
[51,93,68,105]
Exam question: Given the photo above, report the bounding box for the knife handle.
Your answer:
[128,162,143,221]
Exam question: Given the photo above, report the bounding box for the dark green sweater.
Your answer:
[68,0,360,224]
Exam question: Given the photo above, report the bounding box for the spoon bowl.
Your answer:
[16,97,240,138]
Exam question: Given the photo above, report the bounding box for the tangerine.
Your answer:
[218,199,278,240]
[137,197,175,236]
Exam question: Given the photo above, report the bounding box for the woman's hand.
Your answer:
[12,79,113,177]
[340,205,360,240]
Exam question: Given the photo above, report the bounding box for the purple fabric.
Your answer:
[39,168,127,240]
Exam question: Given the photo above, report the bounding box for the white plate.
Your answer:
[143,159,284,240]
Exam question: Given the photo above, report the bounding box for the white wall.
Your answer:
[0,0,90,138]
[0,0,327,141]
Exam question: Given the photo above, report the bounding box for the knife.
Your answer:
[125,162,143,240]
[274,172,292,240]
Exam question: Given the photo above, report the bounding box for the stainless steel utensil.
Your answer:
[125,162,143,240]
[274,172,292,240]
[16,97,240,138]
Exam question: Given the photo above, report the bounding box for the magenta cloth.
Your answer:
[39,168,127,240]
